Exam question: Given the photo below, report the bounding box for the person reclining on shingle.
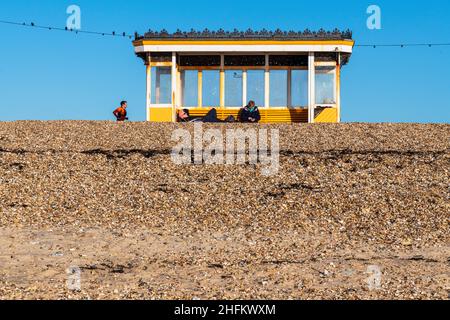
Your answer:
[177,108,235,123]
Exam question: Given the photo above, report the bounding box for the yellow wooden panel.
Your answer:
[149,107,174,122]
[315,108,338,123]
[177,108,308,123]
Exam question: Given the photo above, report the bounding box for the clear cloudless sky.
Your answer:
[0,0,449,122]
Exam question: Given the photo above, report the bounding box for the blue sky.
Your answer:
[0,0,449,123]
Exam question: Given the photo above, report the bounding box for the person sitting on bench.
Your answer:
[240,101,261,123]
[178,108,235,123]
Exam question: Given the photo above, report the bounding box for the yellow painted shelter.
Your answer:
[132,29,354,123]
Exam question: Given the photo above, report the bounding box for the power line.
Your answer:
[1,19,450,48]
[355,43,450,48]
[0,20,135,39]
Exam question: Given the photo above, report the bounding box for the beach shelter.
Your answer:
[132,29,354,123]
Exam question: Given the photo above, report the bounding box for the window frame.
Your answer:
[180,69,199,108]
[201,69,221,107]
[178,52,317,109]
[150,66,173,107]
[314,63,337,107]
[269,69,289,108]
[224,69,244,108]
[179,67,220,108]
[290,68,309,109]
[246,68,266,108]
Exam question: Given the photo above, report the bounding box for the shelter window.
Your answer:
[270,70,288,107]
[291,70,308,107]
[224,55,265,67]
[269,55,308,67]
[179,55,220,67]
[225,70,243,107]
[202,70,220,106]
[247,70,265,107]
[315,66,336,105]
[151,67,172,104]
[181,70,199,107]
[150,52,172,63]
[315,52,338,63]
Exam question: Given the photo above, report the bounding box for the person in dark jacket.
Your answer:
[240,101,261,123]
[177,108,235,123]
[202,108,222,123]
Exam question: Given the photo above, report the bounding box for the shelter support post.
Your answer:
[242,70,248,107]
[146,54,152,122]
[171,52,177,122]
[308,52,316,123]
[264,54,270,108]
[337,53,341,123]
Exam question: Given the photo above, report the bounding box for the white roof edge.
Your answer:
[135,44,353,54]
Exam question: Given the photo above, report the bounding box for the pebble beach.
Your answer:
[0,121,448,299]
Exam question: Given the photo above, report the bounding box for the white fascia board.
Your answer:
[135,44,353,54]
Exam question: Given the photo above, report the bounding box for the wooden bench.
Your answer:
[178,108,309,123]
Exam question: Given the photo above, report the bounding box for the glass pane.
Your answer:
[150,53,172,63]
[202,70,220,107]
[179,55,221,67]
[247,70,265,107]
[269,55,308,67]
[225,70,243,107]
[291,70,308,107]
[181,70,198,107]
[224,55,265,67]
[315,67,336,104]
[270,70,288,107]
[151,67,172,104]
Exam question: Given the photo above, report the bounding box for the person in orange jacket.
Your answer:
[113,101,129,122]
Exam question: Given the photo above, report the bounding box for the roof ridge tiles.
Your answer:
[135,28,353,41]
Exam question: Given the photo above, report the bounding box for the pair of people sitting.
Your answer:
[178,101,261,123]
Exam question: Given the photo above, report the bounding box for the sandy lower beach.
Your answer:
[0,122,448,299]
